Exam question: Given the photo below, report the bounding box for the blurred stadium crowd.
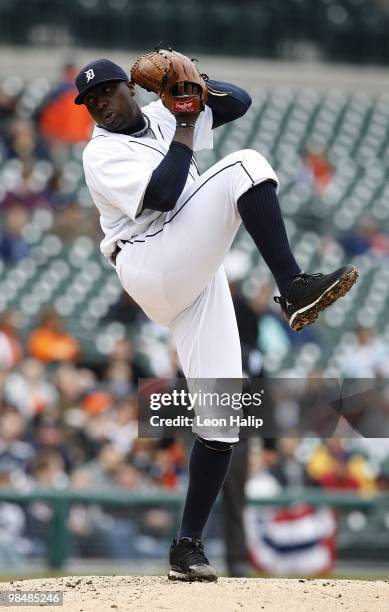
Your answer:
[1,61,389,572]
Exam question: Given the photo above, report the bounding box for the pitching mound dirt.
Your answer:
[0,575,388,611]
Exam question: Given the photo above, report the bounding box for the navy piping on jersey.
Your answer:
[241,164,255,185]
[128,139,198,170]
[91,137,197,180]
[157,124,165,140]
[128,139,198,179]
[90,133,198,173]
[127,140,165,155]
[126,160,255,244]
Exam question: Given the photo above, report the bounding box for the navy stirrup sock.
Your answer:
[178,437,233,540]
[237,181,301,295]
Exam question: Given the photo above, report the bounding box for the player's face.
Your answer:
[83,81,141,132]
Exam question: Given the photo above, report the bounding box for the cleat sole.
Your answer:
[168,570,218,582]
[290,265,359,332]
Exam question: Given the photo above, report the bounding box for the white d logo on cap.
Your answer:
[85,69,95,83]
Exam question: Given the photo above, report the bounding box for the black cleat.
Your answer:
[274,265,359,332]
[168,537,218,582]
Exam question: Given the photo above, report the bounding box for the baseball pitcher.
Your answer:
[75,50,358,581]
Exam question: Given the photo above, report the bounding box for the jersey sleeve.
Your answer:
[245,151,280,193]
[83,139,154,221]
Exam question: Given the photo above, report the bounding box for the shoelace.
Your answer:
[180,539,209,565]
[274,272,324,305]
[292,272,324,284]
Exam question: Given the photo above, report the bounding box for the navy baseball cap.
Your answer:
[74,59,129,105]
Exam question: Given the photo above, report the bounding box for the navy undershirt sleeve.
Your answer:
[142,142,193,213]
[142,80,251,213]
[206,80,252,128]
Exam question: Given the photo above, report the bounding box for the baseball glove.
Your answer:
[130,49,208,114]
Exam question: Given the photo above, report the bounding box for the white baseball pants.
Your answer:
[116,149,277,380]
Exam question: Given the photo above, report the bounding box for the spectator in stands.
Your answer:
[37,62,93,146]
[104,360,135,399]
[24,450,69,557]
[301,142,333,194]
[0,481,29,568]
[250,280,321,355]
[338,218,375,256]
[339,325,389,378]
[158,438,186,478]
[0,409,35,476]
[0,80,20,129]
[29,448,68,488]
[150,448,180,490]
[54,363,96,412]
[40,169,69,211]
[0,205,30,263]
[33,417,75,474]
[81,389,112,418]
[306,439,370,491]
[113,461,143,490]
[376,458,389,491]
[318,455,360,491]
[250,281,292,357]
[109,337,134,362]
[104,336,150,384]
[307,438,344,483]
[104,290,146,326]
[1,161,51,211]
[3,117,48,162]
[51,198,100,240]
[27,308,80,364]
[339,217,389,257]
[346,452,377,492]
[4,357,58,419]
[0,310,23,370]
[104,397,138,454]
[268,438,311,489]
[82,442,125,488]
[129,438,156,475]
[81,393,116,453]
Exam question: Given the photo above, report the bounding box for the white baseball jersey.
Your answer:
[83,100,213,258]
[83,100,278,441]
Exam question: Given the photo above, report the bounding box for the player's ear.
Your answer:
[127,81,135,96]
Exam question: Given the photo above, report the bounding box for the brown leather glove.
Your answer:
[130,49,208,115]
